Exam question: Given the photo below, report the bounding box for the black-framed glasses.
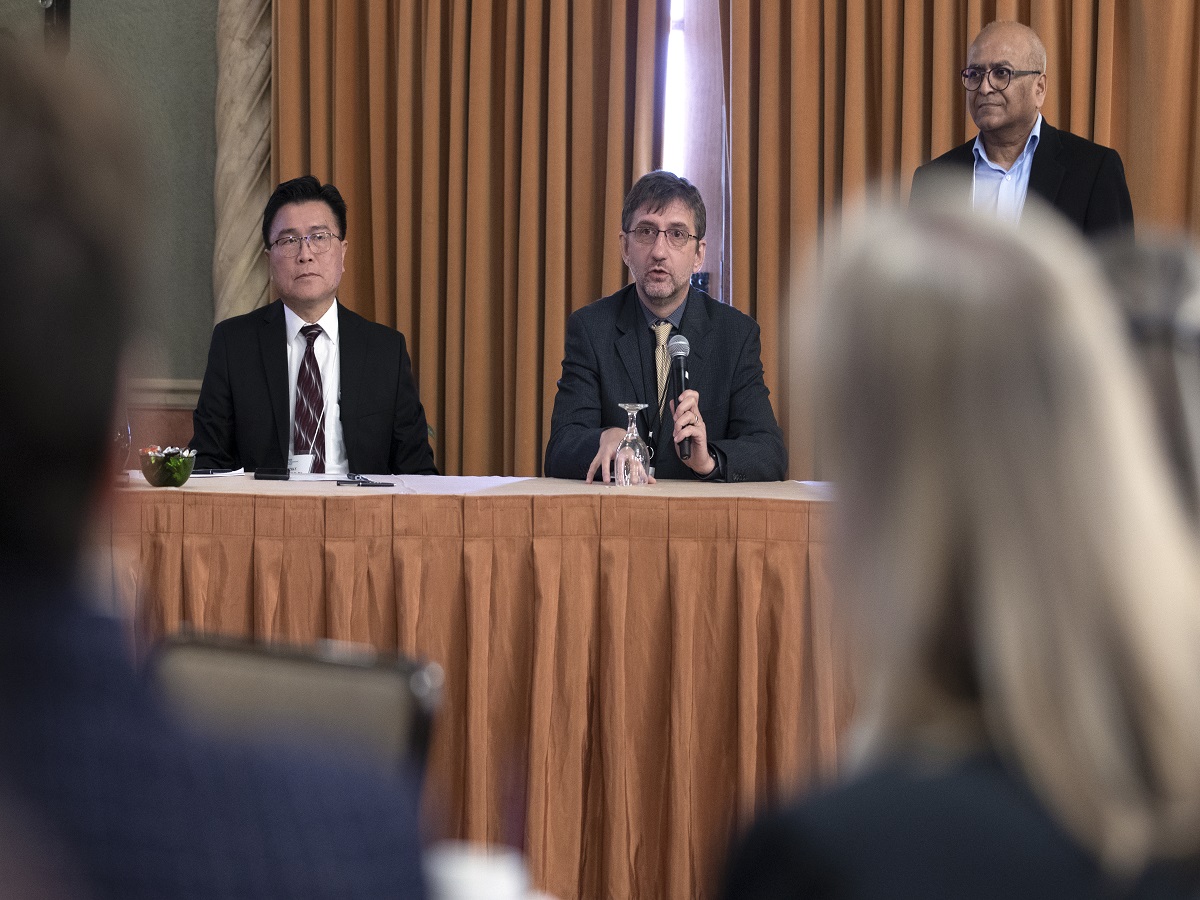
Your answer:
[625,224,699,251]
[960,65,1041,92]
[268,231,341,257]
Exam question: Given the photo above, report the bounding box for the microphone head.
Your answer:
[667,334,690,359]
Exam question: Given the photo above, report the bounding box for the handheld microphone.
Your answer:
[667,334,691,460]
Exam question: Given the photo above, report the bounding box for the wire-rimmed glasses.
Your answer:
[960,66,1041,92]
[269,231,340,257]
[625,225,699,251]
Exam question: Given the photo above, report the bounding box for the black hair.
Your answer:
[620,170,706,239]
[261,175,347,248]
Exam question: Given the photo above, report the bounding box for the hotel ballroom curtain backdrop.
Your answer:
[271,1,668,477]
[264,0,1200,479]
[722,0,1200,478]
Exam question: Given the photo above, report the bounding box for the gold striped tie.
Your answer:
[653,320,672,418]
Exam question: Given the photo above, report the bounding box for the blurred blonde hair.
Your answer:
[815,186,1200,875]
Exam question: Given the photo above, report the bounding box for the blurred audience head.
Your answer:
[1099,235,1200,517]
[0,43,144,575]
[814,186,1200,874]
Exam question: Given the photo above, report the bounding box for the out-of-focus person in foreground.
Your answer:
[721,190,1200,899]
[0,44,424,900]
[1101,235,1200,519]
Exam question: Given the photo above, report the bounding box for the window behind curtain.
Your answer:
[662,0,727,303]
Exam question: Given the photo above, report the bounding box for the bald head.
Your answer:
[971,21,1047,73]
[965,21,1048,153]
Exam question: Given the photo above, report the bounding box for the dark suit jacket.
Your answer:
[910,120,1134,237]
[191,300,437,475]
[544,284,787,481]
[0,582,426,899]
[721,754,1196,900]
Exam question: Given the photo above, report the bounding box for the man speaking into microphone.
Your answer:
[544,171,787,482]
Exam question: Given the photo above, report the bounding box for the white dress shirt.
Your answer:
[284,301,348,474]
[972,114,1042,224]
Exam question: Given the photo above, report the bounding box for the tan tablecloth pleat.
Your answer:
[111,478,851,900]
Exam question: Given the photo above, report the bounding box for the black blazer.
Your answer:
[910,120,1134,236]
[544,284,787,481]
[191,300,437,475]
[721,754,1196,900]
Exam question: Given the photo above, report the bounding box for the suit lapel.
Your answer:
[614,286,645,401]
[679,288,712,379]
[950,141,977,204]
[258,300,290,462]
[337,304,365,422]
[1026,121,1064,211]
[949,141,976,166]
[925,140,976,204]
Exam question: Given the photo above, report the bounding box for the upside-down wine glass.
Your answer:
[113,408,131,482]
[613,403,650,486]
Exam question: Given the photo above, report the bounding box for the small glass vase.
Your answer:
[613,403,650,486]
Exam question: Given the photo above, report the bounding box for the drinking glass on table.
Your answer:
[613,403,650,486]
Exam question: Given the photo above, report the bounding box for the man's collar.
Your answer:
[637,293,688,329]
[283,299,340,342]
[972,113,1043,169]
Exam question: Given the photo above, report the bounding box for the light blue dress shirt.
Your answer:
[972,114,1042,223]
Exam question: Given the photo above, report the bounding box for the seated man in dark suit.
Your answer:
[544,171,787,482]
[910,21,1133,237]
[0,45,424,899]
[191,176,437,475]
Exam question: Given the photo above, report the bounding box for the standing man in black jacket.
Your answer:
[910,21,1133,237]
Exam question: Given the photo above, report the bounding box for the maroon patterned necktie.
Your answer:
[294,324,325,473]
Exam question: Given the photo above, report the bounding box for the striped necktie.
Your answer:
[294,324,326,473]
[653,320,672,420]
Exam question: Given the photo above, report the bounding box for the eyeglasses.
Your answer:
[625,224,699,251]
[268,231,341,257]
[960,66,1041,92]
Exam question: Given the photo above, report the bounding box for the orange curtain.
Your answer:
[272,1,668,476]
[725,0,1200,479]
